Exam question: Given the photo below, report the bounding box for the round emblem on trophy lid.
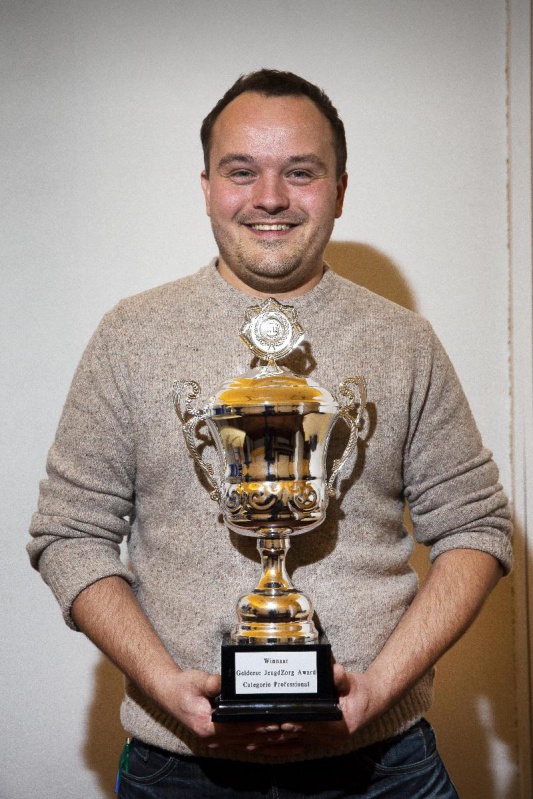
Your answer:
[254,310,291,352]
[240,298,304,361]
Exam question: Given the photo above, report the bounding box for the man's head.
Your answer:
[201,69,347,180]
[200,70,348,297]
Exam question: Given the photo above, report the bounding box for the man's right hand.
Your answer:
[160,667,302,754]
[160,668,221,739]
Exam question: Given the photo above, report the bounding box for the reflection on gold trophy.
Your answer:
[174,298,366,721]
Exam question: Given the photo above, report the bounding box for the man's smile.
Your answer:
[248,223,294,231]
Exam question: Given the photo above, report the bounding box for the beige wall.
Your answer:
[3,1,528,796]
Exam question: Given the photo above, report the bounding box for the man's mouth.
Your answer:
[247,223,295,231]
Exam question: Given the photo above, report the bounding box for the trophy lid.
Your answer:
[209,366,338,415]
[208,298,338,416]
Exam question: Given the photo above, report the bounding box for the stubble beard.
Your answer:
[211,220,332,295]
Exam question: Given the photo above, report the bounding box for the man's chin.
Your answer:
[228,261,323,296]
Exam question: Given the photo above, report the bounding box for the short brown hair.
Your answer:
[201,69,347,179]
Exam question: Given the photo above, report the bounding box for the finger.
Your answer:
[207,730,296,751]
[213,721,276,736]
[284,719,347,739]
[211,723,279,746]
[280,722,301,732]
[245,733,300,752]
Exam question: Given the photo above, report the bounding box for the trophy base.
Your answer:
[212,633,342,723]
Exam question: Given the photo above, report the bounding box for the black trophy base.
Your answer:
[212,633,342,723]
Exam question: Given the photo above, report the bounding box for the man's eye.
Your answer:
[231,170,254,181]
[288,170,313,181]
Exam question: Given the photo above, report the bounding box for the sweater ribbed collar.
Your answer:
[199,257,343,315]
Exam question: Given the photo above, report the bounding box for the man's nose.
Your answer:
[251,175,289,214]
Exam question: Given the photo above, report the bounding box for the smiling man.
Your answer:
[201,90,347,296]
[29,70,512,799]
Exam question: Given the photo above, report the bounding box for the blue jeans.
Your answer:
[117,718,459,798]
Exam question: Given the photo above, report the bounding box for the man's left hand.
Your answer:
[233,664,380,758]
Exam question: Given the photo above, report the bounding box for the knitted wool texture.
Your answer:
[29,262,512,762]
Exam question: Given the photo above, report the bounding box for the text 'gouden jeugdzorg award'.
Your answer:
[174,298,366,722]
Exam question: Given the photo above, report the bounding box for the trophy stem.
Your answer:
[232,532,319,645]
[256,534,294,592]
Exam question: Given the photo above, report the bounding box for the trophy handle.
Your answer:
[172,380,223,502]
[327,376,367,497]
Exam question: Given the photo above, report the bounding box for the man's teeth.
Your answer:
[250,224,292,231]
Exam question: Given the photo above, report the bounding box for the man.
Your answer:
[29,70,512,798]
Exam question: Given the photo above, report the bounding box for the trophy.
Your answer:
[174,298,366,722]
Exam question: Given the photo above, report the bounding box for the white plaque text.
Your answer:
[234,651,318,694]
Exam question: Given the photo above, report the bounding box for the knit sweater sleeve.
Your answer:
[403,321,512,572]
[27,309,136,629]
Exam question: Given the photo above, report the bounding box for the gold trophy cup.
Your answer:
[174,298,366,721]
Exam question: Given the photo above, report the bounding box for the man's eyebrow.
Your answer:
[217,154,255,170]
[216,154,329,171]
[287,154,328,170]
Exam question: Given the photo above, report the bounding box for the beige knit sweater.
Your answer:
[28,262,512,762]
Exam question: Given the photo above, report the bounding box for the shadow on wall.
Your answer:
[408,525,520,797]
[324,241,417,311]
[82,242,519,799]
[84,657,126,797]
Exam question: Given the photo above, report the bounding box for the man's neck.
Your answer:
[216,259,324,300]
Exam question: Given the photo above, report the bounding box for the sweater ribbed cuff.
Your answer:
[38,537,134,630]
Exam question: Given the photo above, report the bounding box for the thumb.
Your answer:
[333,663,351,696]
[204,672,221,697]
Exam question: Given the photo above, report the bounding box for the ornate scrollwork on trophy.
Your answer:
[327,376,367,497]
[172,379,225,502]
[247,484,279,512]
[222,480,322,523]
[224,484,244,513]
[287,482,320,514]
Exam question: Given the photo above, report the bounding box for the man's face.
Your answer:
[201,92,347,296]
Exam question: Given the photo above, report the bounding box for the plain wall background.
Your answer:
[2,1,522,797]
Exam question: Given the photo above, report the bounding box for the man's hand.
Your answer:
[238,664,381,758]
[334,664,377,734]
[159,668,304,753]
[161,669,221,740]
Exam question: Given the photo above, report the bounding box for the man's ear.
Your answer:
[335,172,348,219]
[200,170,211,216]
